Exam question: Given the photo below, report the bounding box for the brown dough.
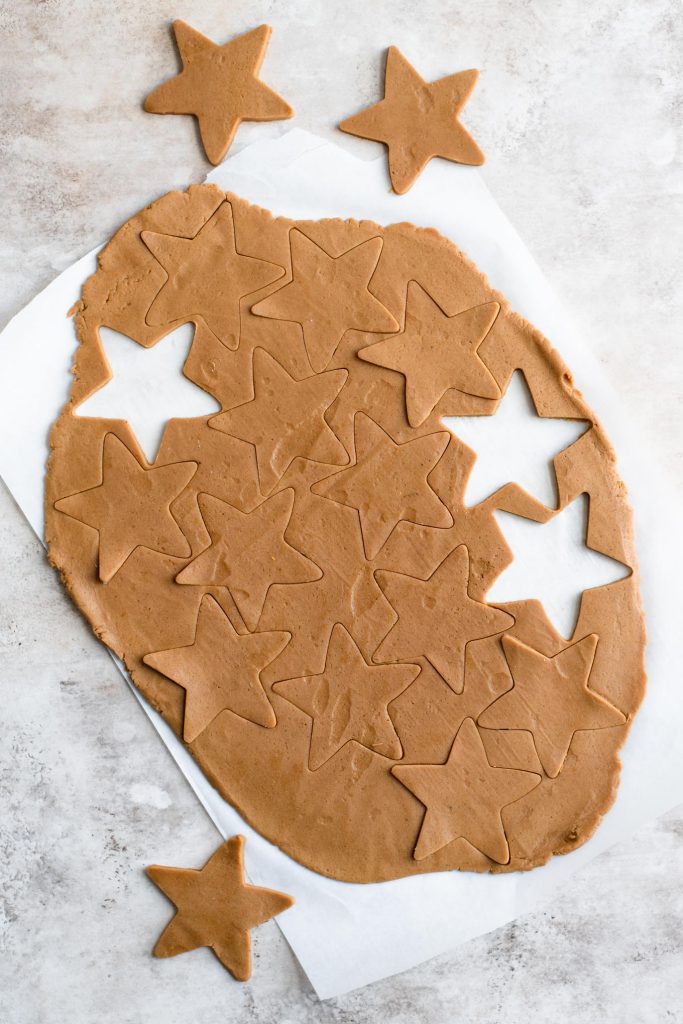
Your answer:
[144,21,293,165]
[147,835,293,980]
[46,188,646,883]
[339,47,484,194]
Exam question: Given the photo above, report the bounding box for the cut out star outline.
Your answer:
[55,433,196,583]
[392,718,541,862]
[273,623,419,769]
[359,282,500,427]
[339,46,484,194]
[147,835,294,981]
[252,231,399,372]
[143,594,289,740]
[210,348,348,493]
[313,413,452,559]
[443,370,588,508]
[487,492,631,639]
[176,488,321,631]
[142,201,284,350]
[75,324,220,462]
[375,544,514,693]
[478,633,626,778]
[144,21,293,165]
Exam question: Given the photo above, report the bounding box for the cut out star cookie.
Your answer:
[142,202,284,350]
[55,433,196,582]
[392,718,540,862]
[252,231,398,372]
[144,594,289,740]
[210,349,348,493]
[176,489,321,631]
[314,413,452,558]
[274,623,419,769]
[144,21,293,165]
[479,634,626,778]
[375,544,514,693]
[359,282,500,427]
[147,835,294,980]
[443,370,588,507]
[339,46,484,194]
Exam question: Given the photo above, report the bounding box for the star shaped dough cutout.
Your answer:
[176,488,321,631]
[54,433,196,583]
[142,202,284,350]
[443,370,588,508]
[147,835,293,981]
[375,544,514,693]
[313,413,452,559]
[274,623,419,769]
[210,348,348,493]
[339,46,484,194]
[144,594,289,740]
[144,21,293,165]
[252,231,398,372]
[359,281,500,426]
[74,324,220,462]
[392,718,540,862]
[478,633,626,778]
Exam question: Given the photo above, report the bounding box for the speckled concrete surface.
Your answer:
[1,1,681,1021]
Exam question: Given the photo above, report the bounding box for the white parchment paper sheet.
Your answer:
[0,130,681,999]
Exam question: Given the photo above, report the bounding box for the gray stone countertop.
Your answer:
[1,1,681,1020]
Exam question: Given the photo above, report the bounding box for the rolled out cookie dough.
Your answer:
[46,188,646,883]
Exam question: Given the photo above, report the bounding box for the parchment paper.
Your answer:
[1,130,681,999]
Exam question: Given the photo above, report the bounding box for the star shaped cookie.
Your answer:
[359,282,500,426]
[144,594,289,740]
[142,202,284,350]
[54,433,196,582]
[147,835,293,980]
[252,231,398,372]
[339,46,484,194]
[313,413,452,558]
[478,634,626,777]
[393,718,540,862]
[210,348,348,492]
[176,489,321,631]
[375,544,514,693]
[144,21,293,165]
[274,623,419,769]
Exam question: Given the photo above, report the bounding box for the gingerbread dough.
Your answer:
[144,21,293,165]
[46,188,646,883]
[147,835,293,980]
[339,47,485,194]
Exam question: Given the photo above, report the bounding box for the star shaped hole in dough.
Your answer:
[147,835,293,981]
[144,21,293,165]
[443,370,588,508]
[359,281,500,427]
[339,46,484,194]
[144,594,290,740]
[487,492,631,639]
[54,433,196,583]
[74,324,220,463]
[313,413,452,559]
[375,544,514,694]
[176,488,321,632]
[251,230,398,373]
[273,623,419,770]
[478,634,626,778]
[142,201,284,350]
[392,718,540,862]
[209,348,348,493]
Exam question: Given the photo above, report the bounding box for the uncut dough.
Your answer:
[46,188,646,882]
